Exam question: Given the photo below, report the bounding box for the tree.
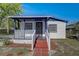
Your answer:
[0,3,22,34]
[74,21,79,34]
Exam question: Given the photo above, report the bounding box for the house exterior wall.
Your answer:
[15,20,66,39]
[47,20,66,39]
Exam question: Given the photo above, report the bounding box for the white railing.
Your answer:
[15,30,36,50]
[15,30,25,39]
[32,30,36,50]
[15,30,35,39]
[25,30,35,40]
[45,30,50,51]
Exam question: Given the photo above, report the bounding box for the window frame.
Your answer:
[24,22,33,30]
[48,24,57,33]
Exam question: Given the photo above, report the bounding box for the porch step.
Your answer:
[33,39,48,56]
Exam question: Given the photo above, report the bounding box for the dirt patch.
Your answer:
[50,39,79,56]
[50,39,58,50]
[0,47,33,56]
[6,43,31,49]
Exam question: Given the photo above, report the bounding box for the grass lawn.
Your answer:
[0,39,32,56]
[50,39,79,56]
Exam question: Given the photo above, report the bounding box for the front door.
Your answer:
[36,22,43,36]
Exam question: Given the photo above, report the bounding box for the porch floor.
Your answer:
[33,38,48,56]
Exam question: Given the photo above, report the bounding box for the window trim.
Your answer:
[24,22,33,30]
[48,24,57,33]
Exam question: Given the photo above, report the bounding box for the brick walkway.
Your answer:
[33,39,48,56]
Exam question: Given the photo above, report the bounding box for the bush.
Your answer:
[3,39,13,45]
[0,29,14,35]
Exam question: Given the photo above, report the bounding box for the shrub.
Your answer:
[3,39,13,45]
[0,29,14,35]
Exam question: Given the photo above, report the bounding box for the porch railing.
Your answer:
[45,30,50,51]
[14,30,36,50]
[32,30,36,50]
[14,30,25,39]
[25,30,35,40]
[14,30,35,40]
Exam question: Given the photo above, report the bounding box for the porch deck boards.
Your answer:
[33,38,48,56]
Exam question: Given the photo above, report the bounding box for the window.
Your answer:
[48,24,57,33]
[25,23,32,30]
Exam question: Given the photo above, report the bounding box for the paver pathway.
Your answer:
[33,38,48,56]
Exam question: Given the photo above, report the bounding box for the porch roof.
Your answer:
[8,16,68,23]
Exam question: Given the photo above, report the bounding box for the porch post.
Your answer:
[45,20,47,32]
[17,20,20,29]
[14,19,16,39]
[24,19,25,39]
[47,17,50,51]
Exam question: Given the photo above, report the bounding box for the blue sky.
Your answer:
[22,3,79,23]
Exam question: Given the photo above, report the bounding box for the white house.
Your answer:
[8,16,67,50]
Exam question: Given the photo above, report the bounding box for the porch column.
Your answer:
[47,17,50,51]
[14,19,20,39]
[45,20,47,32]
[17,20,20,29]
[14,19,16,39]
[24,19,25,39]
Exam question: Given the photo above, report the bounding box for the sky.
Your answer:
[21,3,79,24]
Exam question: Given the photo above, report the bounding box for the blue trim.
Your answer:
[10,16,68,23]
[48,17,68,23]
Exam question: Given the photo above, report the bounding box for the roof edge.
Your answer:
[8,16,68,23]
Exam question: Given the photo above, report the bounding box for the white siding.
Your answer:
[47,21,66,39]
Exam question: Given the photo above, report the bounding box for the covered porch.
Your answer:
[9,16,51,51]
